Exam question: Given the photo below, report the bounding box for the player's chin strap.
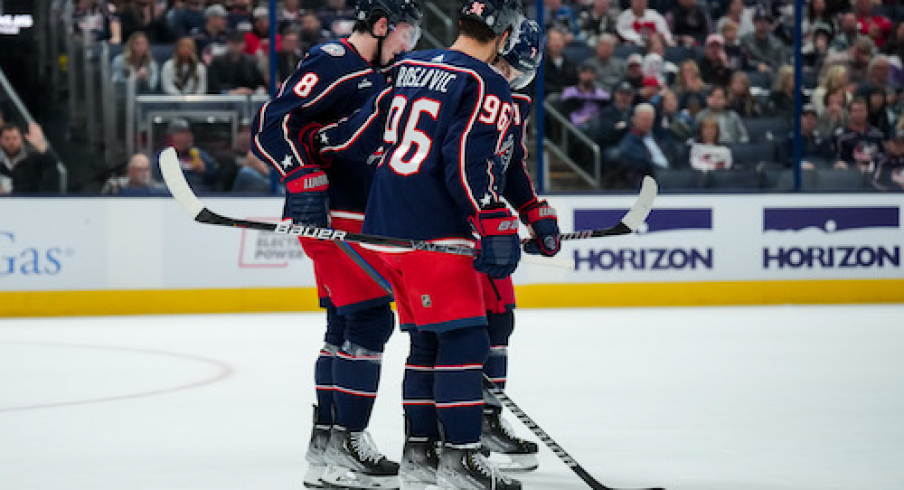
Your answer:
[369,19,390,68]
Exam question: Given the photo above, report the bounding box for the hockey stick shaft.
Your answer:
[482,376,664,490]
[159,148,657,254]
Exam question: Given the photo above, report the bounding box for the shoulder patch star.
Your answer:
[281,155,294,170]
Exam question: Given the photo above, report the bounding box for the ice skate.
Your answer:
[436,443,521,490]
[400,436,440,490]
[303,406,331,488]
[320,426,400,489]
[481,408,539,472]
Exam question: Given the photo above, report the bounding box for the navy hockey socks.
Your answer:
[315,303,346,425]
[435,326,490,445]
[333,304,394,431]
[404,331,440,438]
[484,311,514,389]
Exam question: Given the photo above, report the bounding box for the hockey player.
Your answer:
[318,0,525,488]
[480,18,561,473]
[248,1,422,488]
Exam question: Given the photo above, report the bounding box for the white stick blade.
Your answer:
[159,147,205,218]
[619,175,658,232]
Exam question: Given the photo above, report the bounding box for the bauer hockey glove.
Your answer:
[520,200,561,257]
[470,205,522,279]
[282,123,329,228]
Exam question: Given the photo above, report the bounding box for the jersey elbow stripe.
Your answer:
[300,68,373,109]
[253,134,282,175]
[282,114,306,170]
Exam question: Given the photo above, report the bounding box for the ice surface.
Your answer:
[1,305,903,489]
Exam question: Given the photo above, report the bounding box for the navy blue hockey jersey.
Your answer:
[320,49,515,243]
[250,39,384,214]
[500,93,541,213]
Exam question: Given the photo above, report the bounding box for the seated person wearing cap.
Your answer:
[208,31,266,94]
[561,61,611,133]
[152,118,220,193]
[598,81,636,146]
[740,8,788,74]
[192,4,232,64]
[245,7,282,58]
[699,34,733,87]
[781,104,834,169]
[872,129,904,191]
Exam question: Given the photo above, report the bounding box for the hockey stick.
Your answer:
[160,147,657,253]
[482,376,664,490]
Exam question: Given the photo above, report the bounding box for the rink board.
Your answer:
[2,194,903,316]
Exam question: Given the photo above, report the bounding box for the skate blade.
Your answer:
[303,463,327,488]
[321,465,400,489]
[487,452,539,472]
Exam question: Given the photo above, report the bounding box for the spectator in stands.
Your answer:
[623,53,646,91]
[812,65,852,114]
[803,22,833,76]
[0,123,60,194]
[616,103,672,185]
[831,13,860,53]
[768,65,794,118]
[645,34,678,84]
[673,59,707,109]
[696,85,749,143]
[299,12,331,55]
[826,36,875,82]
[73,0,122,44]
[545,0,581,42]
[245,8,282,59]
[543,28,579,95]
[883,21,904,61]
[655,89,694,159]
[579,0,620,47]
[741,8,788,74]
[699,33,733,87]
[818,88,850,135]
[112,31,159,94]
[616,0,675,48]
[102,153,166,195]
[193,4,231,65]
[872,128,904,190]
[721,20,749,72]
[803,0,833,41]
[233,150,274,193]
[119,0,174,44]
[586,34,626,92]
[229,0,255,32]
[273,28,303,85]
[640,76,663,103]
[166,0,205,39]
[161,36,207,95]
[782,104,834,169]
[668,0,711,47]
[726,71,761,117]
[319,0,357,38]
[278,0,304,32]
[854,0,892,49]
[208,31,266,95]
[562,62,611,130]
[598,81,636,146]
[856,56,893,97]
[682,91,706,121]
[716,0,753,39]
[690,117,732,171]
[833,98,886,171]
[866,86,894,136]
[153,118,219,192]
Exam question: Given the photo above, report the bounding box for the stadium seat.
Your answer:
[815,169,867,191]
[613,44,642,60]
[706,169,761,190]
[654,168,707,190]
[564,41,593,64]
[150,44,175,66]
[742,117,789,143]
[729,142,776,166]
[745,70,771,90]
[108,43,124,61]
[664,46,694,65]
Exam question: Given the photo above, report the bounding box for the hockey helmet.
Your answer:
[356,0,423,29]
[460,0,524,54]
[502,18,542,89]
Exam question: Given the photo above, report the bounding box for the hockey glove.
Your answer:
[282,124,329,228]
[520,200,561,257]
[470,206,521,279]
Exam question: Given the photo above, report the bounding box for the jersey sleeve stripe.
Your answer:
[300,68,374,109]
[322,86,394,153]
[282,113,306,171]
